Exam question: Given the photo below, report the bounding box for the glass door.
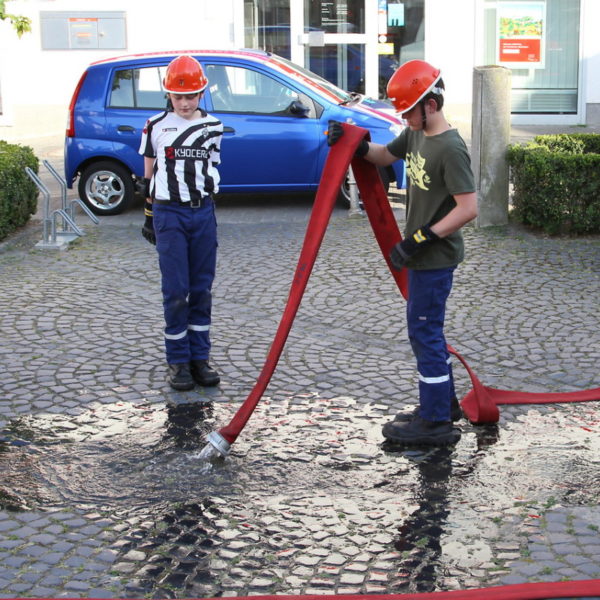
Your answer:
[243,0,388,97]
[303,0,368,93]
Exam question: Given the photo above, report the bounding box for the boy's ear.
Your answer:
[427,97,440,112]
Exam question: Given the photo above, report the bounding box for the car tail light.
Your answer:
[66,71,88,138]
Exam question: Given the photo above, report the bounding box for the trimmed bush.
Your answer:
[0,141,39,242]
[507,133,600,235]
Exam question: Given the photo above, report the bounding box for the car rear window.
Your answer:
[109,66,168,110]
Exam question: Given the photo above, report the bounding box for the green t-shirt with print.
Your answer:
[387,127,475,270]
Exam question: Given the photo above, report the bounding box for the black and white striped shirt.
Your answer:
[140,110,223,203]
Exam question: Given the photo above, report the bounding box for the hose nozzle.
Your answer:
[206,431,231,457]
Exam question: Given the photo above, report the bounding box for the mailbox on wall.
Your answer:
[40,11,126,50]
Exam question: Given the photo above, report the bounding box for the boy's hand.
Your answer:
[327,120,344,146]
[142,200,156,246]
[327,120,369,157]
[390,225,439,270]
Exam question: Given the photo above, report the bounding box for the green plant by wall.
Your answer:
[0,141,39,242]
[507,134,600,235]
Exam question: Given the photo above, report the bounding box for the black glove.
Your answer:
[142,199,156,246]
[137,177,152,198]
[327,120,344,146]
[390,224,439,270]
[327,120,369,157]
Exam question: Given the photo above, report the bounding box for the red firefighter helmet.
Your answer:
[163,55,208,94]
[386,60,442,114]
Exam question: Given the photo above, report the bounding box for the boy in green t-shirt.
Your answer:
[328,60,478,446]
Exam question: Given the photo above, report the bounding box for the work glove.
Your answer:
[141,199,156,246]
[327,120,369,157]
[390,224,439,270]
[137,176,152,198]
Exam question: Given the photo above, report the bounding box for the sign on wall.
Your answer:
[40,11,126,50]
[496,1,546,68]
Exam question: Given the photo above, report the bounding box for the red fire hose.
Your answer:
[207,122,599,453]
[208,123,359,453]
[21,578,600,600]
[180,579,600,599]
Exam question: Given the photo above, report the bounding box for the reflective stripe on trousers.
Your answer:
[406,267,456,421]
[153,201,217,364]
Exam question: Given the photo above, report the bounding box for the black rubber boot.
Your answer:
[394,397,463,423]
[167,363,194,391]
[190,359,220,387]
[382,416,461,447]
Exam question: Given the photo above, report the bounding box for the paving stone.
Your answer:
[1,174,599,598]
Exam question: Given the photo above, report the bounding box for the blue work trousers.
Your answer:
[406,267,456,422]
[153,201,217,364]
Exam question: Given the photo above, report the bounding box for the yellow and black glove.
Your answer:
[141,198,156,246]
[390,224,439,270]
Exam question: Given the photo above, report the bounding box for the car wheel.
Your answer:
[338,166,390,207]
[78,161,134,216]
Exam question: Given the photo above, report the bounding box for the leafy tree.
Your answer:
[0,0,31,37]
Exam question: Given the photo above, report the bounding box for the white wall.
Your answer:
[582,0,600,107]
[424,0,600,129]
[1,0,598,144]
[423,0,477,133]
[0,0,240,142]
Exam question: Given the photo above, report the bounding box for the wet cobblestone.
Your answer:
[0,160,599,598]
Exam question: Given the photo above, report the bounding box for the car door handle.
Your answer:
[117,125,135,132]
[223,126,235,133]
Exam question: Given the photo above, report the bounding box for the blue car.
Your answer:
[65,49,404,215]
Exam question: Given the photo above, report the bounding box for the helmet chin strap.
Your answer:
[419,84,444,131]
[419,100,428,131]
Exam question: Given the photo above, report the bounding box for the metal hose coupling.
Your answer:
[206,431,231,457]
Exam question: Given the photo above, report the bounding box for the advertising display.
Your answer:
[497,1,546,68]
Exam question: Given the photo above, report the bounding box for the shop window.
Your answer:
[244,0,291,58]
[306,0,365,33]
[40,11,126,50]
[483,0,580,114]
[385,0,425,65]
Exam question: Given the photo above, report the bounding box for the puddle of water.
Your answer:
[2,397,598,512]
[1,395,598,595]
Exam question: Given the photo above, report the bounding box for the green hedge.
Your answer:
[0,141,39,242]
[507,133,600,235]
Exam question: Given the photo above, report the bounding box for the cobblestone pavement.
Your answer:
[0,142,599,598]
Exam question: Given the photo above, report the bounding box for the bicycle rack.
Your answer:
[43,160,99,229]
[25,163,98,249]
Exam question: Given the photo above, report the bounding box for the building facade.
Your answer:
[1,0,599,143]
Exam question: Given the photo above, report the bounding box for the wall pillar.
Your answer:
[471,66,512,227]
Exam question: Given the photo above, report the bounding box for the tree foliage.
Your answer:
[0,0,31,37]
